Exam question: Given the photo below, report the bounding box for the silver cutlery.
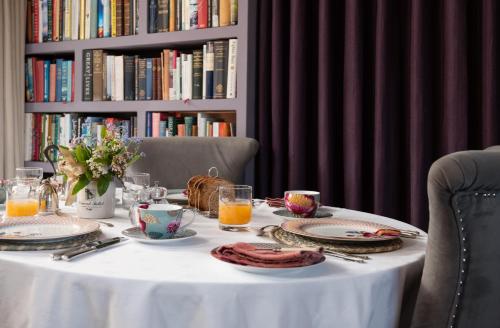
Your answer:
[96,221,114,227]
[52,237,126,261]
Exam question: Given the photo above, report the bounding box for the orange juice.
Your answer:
[219,202,252,225]
[5,199,39,217]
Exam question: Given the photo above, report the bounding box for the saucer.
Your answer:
[272,208,333,219]
[122,227,197,244]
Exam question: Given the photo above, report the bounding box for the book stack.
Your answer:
[82,39,237,101]
[25,57,75,103]
[146,112,234,137]
[26,0,137,43]
[24,113,137,161]
[148,0,238,33]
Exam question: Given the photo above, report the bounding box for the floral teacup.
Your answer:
[284,191,320,218]
[138,204,194,239]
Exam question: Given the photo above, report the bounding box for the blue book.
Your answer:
[103,0,111,37]
[146,58,153,100]
[55,59,63,102]
[43,60,50,102]
[26,60,34,102]
[97,0,104,37]
[67,60,73,102]
[146,112,152,137]
[61,61,68,102]
[159,121,167,137]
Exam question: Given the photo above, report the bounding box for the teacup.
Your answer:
[284,191,320,218]
[138,204,194,239]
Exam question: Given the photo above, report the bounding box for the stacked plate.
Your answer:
[0,215,100,244]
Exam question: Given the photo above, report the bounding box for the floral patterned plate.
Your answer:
[121,227,197,244]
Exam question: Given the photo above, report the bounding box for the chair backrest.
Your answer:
[128,137,259,189]
[411,149,500,328]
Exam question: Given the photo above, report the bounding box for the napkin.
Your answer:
[212,242,325,268]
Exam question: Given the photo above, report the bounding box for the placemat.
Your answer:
[269,227,402,254]
[0,230,102,251]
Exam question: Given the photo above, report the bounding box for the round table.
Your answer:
[0,205,426,328]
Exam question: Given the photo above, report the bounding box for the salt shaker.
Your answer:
[38,178,59,215]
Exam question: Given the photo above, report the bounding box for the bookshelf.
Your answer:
[24,0,256,171]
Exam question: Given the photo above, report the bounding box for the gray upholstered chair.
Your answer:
[128,137,259,189]
[411,148,500,328]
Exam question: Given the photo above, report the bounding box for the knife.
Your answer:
[54,237,126,261]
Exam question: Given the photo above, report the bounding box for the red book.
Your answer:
[49,64,56,102]
[198,0,208,29]
[71,61,75,102]
[219,122,229,137]
[35,60,44,102]
[152,112,160,137]
[177,124,185,136]
[33,0,39,43]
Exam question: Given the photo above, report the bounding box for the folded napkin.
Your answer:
[265,197,285,208]
[212,242,325,268]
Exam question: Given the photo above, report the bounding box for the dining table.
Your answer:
[0,202,427,328]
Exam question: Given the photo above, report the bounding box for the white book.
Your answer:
[108,55,115,100]
[114,56,124,101]
[85,0,91,39]
[202,44,207,99]
[168,51,175,99]
[226,39,238,98]
[63,0,71,40]
[175,56,181,100]
[213,122,220,137]
[211,0,219,27]
[197,112,206,137]
[132,0,136,34]
[64,114,72,145]
[103,0,110,37]
[59,116,65,148]
[183,0,190,31]
[186,54,193,99]
[38,0,44,42]
[71,0,80,40]
[25,114,33,161]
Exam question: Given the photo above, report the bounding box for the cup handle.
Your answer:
[179,209,196,230]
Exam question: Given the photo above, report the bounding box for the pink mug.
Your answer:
[284,191,320,218]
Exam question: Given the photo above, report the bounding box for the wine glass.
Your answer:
[16,167,43,180]
[122,172,151,207]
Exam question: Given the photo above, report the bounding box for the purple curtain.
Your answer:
[255,0,500,230]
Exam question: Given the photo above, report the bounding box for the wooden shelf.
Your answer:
[26,26,240,55]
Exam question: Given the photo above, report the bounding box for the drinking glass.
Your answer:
[122,172,151,207]
[16,167,43,180]
[218,185,252,231]
[4,178,40,218]
[150,181,168,204]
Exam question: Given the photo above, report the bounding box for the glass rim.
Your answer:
[220,185,252,190]
[125,172,150,177]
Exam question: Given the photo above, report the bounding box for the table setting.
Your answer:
[0,132,427,328]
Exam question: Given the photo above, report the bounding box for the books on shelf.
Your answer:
[146,112,234,137]
[25,57,75,103]
[24,113,138,161]
[147,0,237,33]
[82,38,237,102]
[26,0,137,43]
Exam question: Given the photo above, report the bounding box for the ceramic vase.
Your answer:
[76,181,116,219]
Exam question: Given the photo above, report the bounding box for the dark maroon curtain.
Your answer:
[255,0,500,230]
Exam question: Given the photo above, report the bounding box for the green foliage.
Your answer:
[72,175,90,195]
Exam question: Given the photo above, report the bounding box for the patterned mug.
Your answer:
[138,204,194,239]
[284,191,320,218]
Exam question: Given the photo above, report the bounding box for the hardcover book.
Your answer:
[92,49,104,101]
[82,49,93,101]
[124,55,135,100]
[213,40,228,99]
[192,49,203,99]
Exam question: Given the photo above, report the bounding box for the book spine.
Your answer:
[38,0,43,42]
[70,60,75,101]
[134,55,139,99]
[187,54,192,99]
[92,49,103,101]
[177,124,185,136]
[33,0,39,43]
[130,0,135,35]
[230,0,237,25]
[183,0,190,30]
[124,55,135,100]
[61,60,68,102]
[43,60,50,102]
[148,0,157,33]
[175,54,181,100]
[55,59,63,101]
[152,112,160,137]
[158,0,168,32]
[155,57,162,100]
[25,114,33,160]
[103,0,110,37]
[71,0,80,40]
[168,50,175,99]
[211,0,218,27]
[169,0,175,31]
[159,120,167,137]
[146,58,153,100]
[198,0,207,28]
[192,49,203,99]
[219,0,230,26]
[213,40,227,98]
[123,0,130,35]
[53,0,60,41]
[59,0,64,41]
[35,60,43,102]
[82,49,93,101]
[207,0,211,27]
[175,0,182,31]
[116,0,123,37]
[102,52,107,98]
[138,58,146,100]
[27,0,33,43]
[114,55,124,101]
[47,0,53,41]
[49,63,56,102]
[189,0,197,29]
[42,0,48,42]
[111,0,117,36]
[107,55,115,100]
[27,59,35,102]
[97,0,104,37]
[226,38,237,98]
[83,0,89,39]
[90,0,98,38]
[184,116,193,136]
[146,112,152,137]
[202,44,206,99]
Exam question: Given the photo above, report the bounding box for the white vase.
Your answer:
[76,181,116,219]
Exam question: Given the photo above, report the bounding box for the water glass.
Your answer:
[122,172,151,207]
[218,185,252,231]
[16,167,43,180]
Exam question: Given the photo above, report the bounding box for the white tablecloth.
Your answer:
[0,205,426,328]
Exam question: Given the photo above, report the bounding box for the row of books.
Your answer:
[148,0,237,33]
[82,39,237,101]
[25,113,137,161]
[146,112,234,137]
[26,0,137,44]
[25,57,75,103]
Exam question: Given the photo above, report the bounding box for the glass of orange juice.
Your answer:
[4,178,40,219]
[218,185,252,231]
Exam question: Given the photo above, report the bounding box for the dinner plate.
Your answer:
[281,218,400,243]
[210,248,325,274]
[122,227,197,244]
[0,216,100,243]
